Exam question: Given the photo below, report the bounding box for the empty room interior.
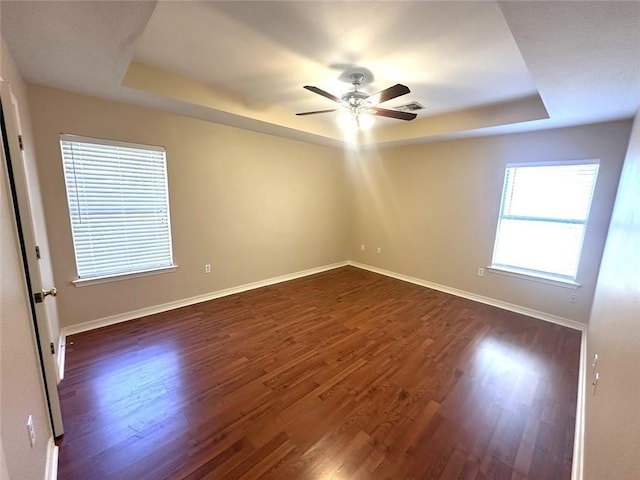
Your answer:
[1,1,639,479]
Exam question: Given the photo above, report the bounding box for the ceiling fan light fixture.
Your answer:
[337,106,374,133]
[337,109,358,133]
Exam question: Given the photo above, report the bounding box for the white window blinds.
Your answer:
[491,162,599,280]
[60,135,174,280]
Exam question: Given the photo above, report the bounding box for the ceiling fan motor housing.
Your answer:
[342,90,370,107]
[342,73,370,109]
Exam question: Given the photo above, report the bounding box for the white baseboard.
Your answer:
[58,261,349,374]
[58,259,584,374]
[348,261,586,331]
[571,331,587,480]
[45,436,58,480]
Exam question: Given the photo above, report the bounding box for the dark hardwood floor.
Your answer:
[57,266,581,479]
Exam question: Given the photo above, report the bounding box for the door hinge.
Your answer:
[18,135,24,151]
[35,245,41,260]
[50,342,55,355]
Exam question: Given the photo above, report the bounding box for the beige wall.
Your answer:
[27,85,350,329]
[349,121,630,323]
[27,82,630,329]
[584,113,640,479]
[0,441,10,479]
[0,38,53,480]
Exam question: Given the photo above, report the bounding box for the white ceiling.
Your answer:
[1,1,639,147]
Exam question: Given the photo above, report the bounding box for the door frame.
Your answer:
[0,82,64,437]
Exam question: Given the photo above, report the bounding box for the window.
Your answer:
[60,135,174,282]
[490,161,599,282]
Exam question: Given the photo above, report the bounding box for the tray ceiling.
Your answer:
[2,1,639,147]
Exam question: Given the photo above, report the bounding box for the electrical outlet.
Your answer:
[569,292,577,303]
[204,264,211,274]
[27,415,35,447]
[477,267,484,277]
[360,244,365,251]
[376,247,381,254]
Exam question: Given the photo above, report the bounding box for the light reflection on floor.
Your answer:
[468,336,551,415]
[476,337,545,376]
[92,344,183,434]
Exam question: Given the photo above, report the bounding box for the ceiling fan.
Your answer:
[296,73,418,126]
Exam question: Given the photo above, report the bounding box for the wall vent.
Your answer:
[396,101,425,112]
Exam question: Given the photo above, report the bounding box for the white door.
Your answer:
[0,81,64,436]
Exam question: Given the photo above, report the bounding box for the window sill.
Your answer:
[73,265,178,287]
[487,266,580,289]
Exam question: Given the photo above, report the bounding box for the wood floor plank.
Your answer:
[56,266,580,479]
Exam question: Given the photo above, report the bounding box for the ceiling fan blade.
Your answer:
[295,109,337,116]
[369,107,417,121]
[304,85,342,103]
[368,84,410,105]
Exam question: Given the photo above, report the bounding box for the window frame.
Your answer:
[489,159,600,286]
[59,134,177,286]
